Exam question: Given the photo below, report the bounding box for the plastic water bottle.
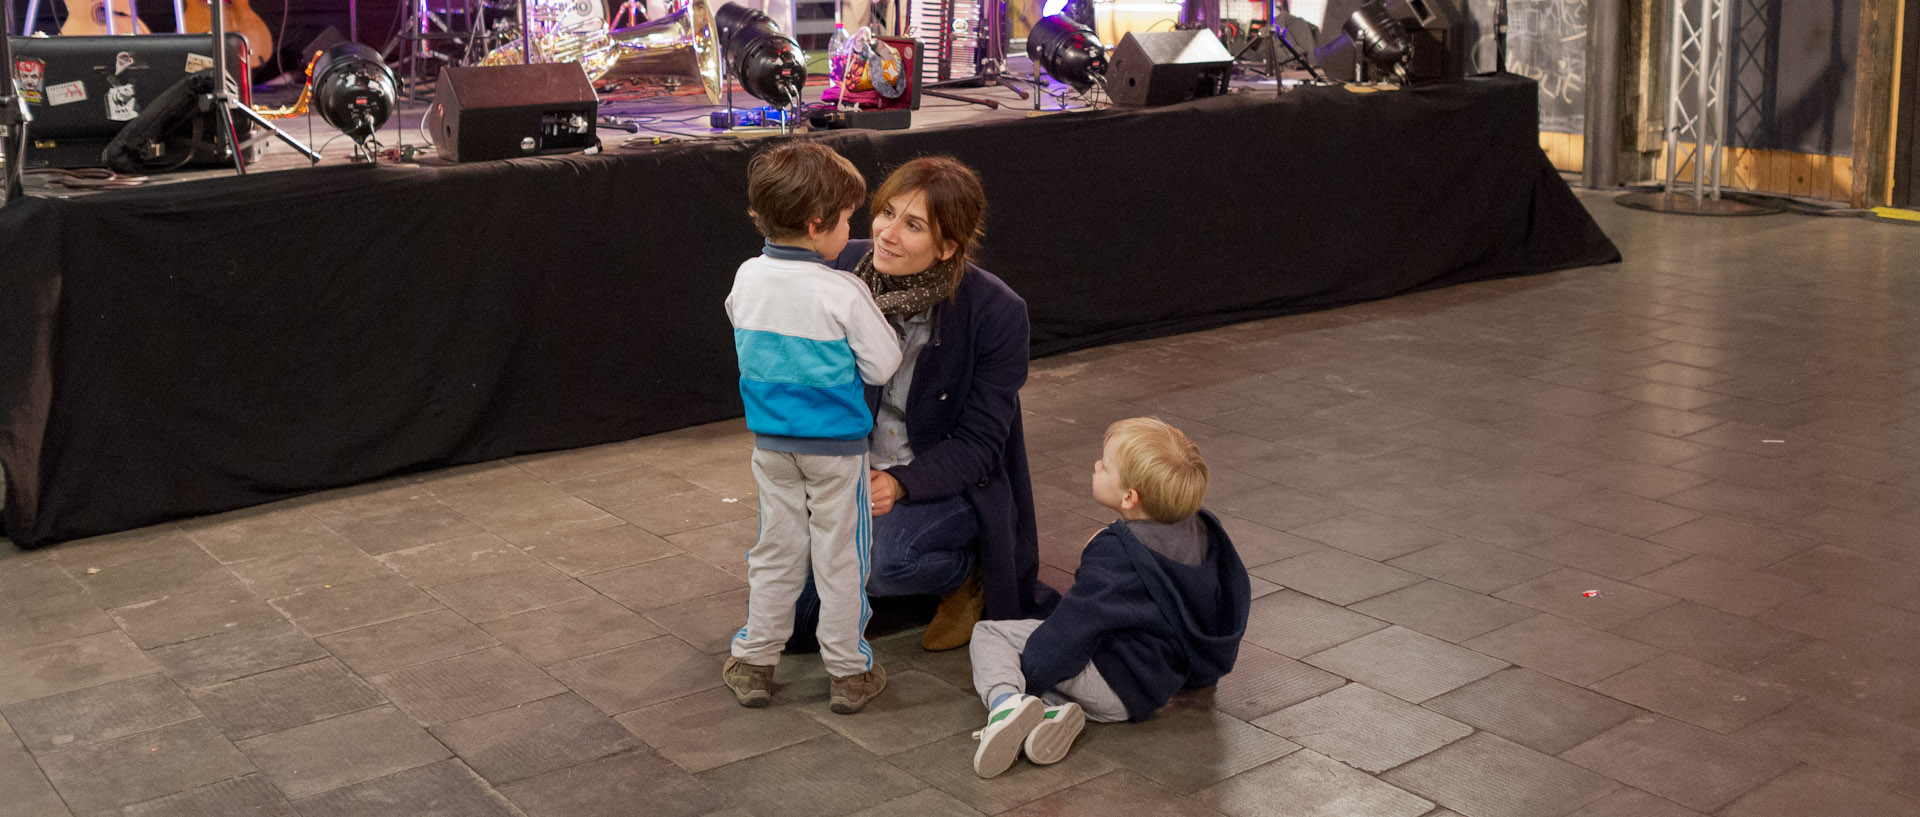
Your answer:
[828,23,852,85]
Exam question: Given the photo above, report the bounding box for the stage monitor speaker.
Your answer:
[427,63,599,163]
[1104,29,1234,107]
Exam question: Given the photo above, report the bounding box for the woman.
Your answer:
[801,156,1058,651]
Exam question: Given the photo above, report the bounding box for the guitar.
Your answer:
[57,0,154,35]
[180,0,274,69]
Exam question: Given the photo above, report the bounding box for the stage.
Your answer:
[0,74,1619,547]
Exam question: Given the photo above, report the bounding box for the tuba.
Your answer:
[484,0,723,104]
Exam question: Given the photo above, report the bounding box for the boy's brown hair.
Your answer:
[747,141,867,241]
[1105,417,1210,524]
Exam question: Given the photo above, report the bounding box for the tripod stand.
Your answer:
[202,0,321,173]
[2,0,28,202]
[1230,0,1324,93]
[922,0,1030,108]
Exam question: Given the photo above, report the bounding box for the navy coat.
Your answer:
[832,240,1060,619]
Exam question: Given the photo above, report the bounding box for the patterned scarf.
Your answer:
[853,248,959,316]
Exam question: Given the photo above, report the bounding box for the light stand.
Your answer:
[202,0,321,173]
[2,0,28,202]
[1230,0,1325,93]
[921,0,1031,108]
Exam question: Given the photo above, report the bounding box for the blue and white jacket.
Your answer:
[726,242,903,455]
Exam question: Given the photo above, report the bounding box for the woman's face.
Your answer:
[871,189,958,277]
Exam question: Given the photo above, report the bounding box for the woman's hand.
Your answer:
[869,469,904,517]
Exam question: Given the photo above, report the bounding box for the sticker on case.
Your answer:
[15,58,46,104]
[106,80,139,121]
[46,80,87,106]
[184,53,214,73]
[114,51,136,75]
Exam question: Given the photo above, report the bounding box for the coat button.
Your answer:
[975,478,989,487]
[938,391,949,400]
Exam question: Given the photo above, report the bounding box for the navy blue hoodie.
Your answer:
[1020,509,1251,722]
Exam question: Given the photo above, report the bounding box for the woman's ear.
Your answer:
[937,239,959,262]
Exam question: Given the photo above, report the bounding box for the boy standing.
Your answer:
[967,417,1251,777]
[724,142,903,714]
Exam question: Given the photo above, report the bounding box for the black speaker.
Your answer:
[1394,0,1462,82]
[427,63,599,163]
[1104,29,1234,107]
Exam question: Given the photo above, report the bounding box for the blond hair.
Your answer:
[1105,417,1209,523]
[747,141,866,240]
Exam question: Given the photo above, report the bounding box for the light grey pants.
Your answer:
[732,448,874,678]
[970,619,1129,723]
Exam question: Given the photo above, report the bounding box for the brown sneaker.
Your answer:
[722,657,775,708]
[922,569,985,651]
[829,665,887,714]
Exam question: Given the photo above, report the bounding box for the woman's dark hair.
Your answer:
[872,156,987,290]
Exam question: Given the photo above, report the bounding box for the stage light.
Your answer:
[1344,0,1409,74]
[1042,0,1096,28]
[713,3,807,107]
[1026,14,1108,94]
[310,42,397,151]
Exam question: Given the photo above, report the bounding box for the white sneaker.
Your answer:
[1022,702,1084,765]
[971,695,1044,778]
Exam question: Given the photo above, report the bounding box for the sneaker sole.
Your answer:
[1022,703,1084,765]
[973,698,1045,778]
[733,690,770,708]
[829,674,887,714]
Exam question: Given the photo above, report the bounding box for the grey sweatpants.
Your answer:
[969,619,1129,723]
[732,448,874,678]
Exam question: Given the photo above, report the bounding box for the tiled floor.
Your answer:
[4,191,1920,816]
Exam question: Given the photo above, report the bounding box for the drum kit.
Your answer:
[393,0,721,100]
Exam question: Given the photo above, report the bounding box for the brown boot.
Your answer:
[722,657,776,708]
[921,569,985,651]
[829,665,887,714]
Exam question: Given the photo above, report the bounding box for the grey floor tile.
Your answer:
[884,729,1113,817]
[36,718,254,815]
[188,657,385,739]
[480,595,663,666]
[1241,590,1387,658]
[616,687,829,774]
[268,573,443,636]
[106,581,284,650]
[1250,549,1421,606]
[1493,568,1680,630]
[1647,515,1817,569]
[1209,643,1346,722]
[1765,545,1920,614]
[234,706,450,800]
[1629,557,1815,617]
[1561,715,1794,812]
[317,608,502,676]
[368,647,564,726]
[1288,512,1454,561]
[377,532,545,587]
[1,674,199,755]
[1253,683,1468,772]
[518,523,682,577]
[1719,764,1920,817]
[308,496,488,556]
[1349,580,1536,643]
[548,636,722,715]
[1542,490,1701,539]
[1563,788,1705,817]
[68,545,234,609]
[1303,626,1506,703]
[120,773,294,817]
[144,621,332,689]
[792,669,979,756]
[292,759,522,817]
[182,507,353,564]
[1386,539,1562,595]
[1662,481,1823,528]
[1589,653,1799,734]
[1002,770,1228,817]
[1734,697,1920,792]
[0,556,91,611]
[1609,601,1806,671]
[221,544,393,599]
[1524,526,1691,581]
[579,554,747,612]
[427,565,598,622]
[698,734,927,817]
[0,727,74,817]
[1758,592,1920,661]
[1422,668,1639,755]
[1193,749,1433,817]
[1463,615,1662,687]
[431,692,638,784]
[0,590,119,657]
[1383,731,1619,817]
[1418,502,1585,550]
[0,631,160,706]
[1081,702,1299,793]
[1742,639,1920,728]
[639,588,750,655]
[501,750,729,817]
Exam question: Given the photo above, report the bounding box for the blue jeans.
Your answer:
[793,493,978,641]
